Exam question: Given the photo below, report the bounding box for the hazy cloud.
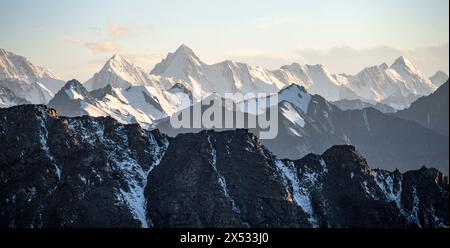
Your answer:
[60,35,84,44]
[83,41,119,53]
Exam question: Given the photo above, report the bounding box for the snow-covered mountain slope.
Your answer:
[48,79,192,128]
[274,63,358,101]
[335,57,437,109]
[0,48,64,103]
[430,70,449,87]
[150,45,354,101]
[0,84,30,108]
[84,54,172,91]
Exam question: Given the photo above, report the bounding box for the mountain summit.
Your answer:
[84,54,151,90]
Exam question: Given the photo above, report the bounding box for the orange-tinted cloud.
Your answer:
[83,41,119,53]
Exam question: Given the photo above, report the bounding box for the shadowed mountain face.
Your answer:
[393,81,449,136]
[155,85,449,174]
[0,105,448,228]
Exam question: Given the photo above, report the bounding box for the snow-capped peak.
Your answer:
[84,54,150,90]
[390,56,436,94]
[174,44,197,58]
[390,56,417,72]
[150,44,204,78]
[60,79,92,101]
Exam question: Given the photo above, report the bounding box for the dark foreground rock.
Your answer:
[0,105,448,227]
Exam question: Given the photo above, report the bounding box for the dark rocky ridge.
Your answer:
[0,105,448,227]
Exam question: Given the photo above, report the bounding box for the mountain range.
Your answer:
[0,46,449,228]
[1,45,447,111]
[155,84,449,174]
[1,46,448,174]
[0,105,448,228]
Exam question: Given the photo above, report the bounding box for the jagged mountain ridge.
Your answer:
[0,105,448,228]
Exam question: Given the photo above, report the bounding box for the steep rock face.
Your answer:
[0,105,448,228]
[0,105,168,227]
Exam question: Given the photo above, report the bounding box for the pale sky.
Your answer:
[0,0,448,81]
